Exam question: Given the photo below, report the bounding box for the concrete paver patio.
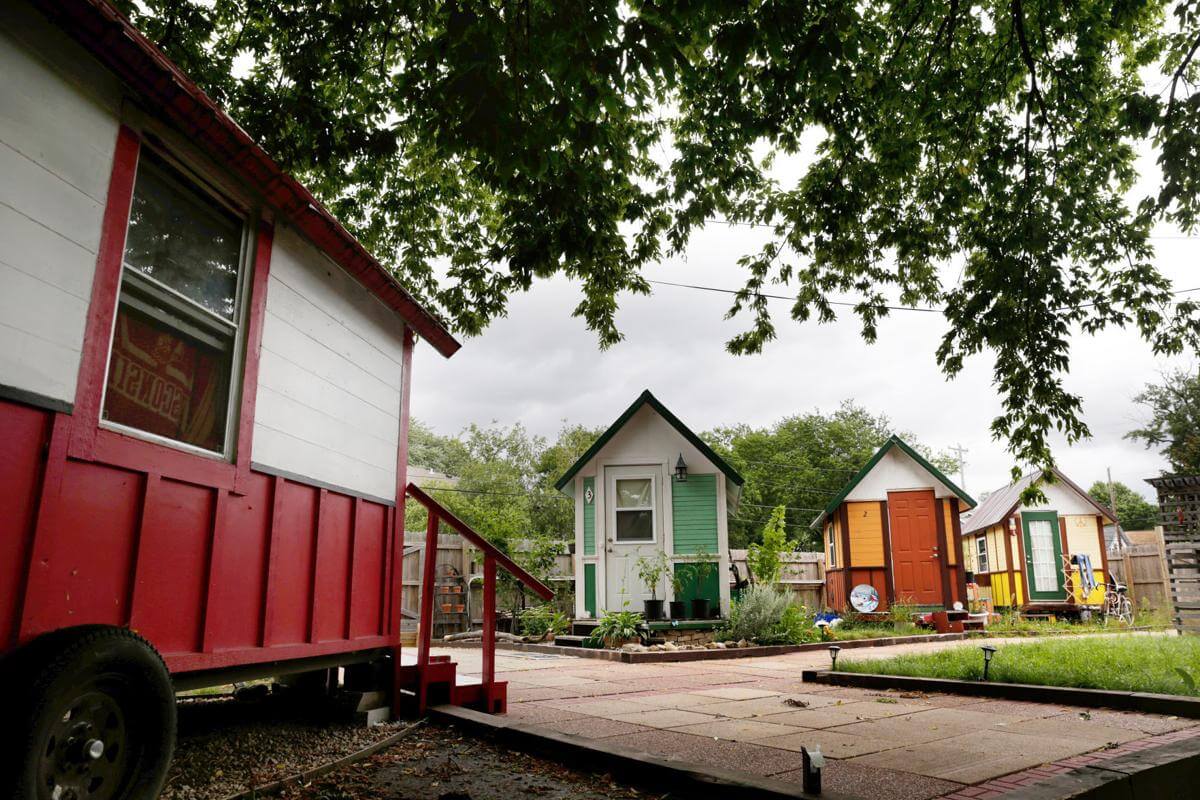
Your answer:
[437,635,1198,799]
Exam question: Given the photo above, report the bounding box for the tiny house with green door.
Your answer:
[960,469,1116,613]
[555,391,743,620]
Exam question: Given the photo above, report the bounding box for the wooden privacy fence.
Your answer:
[403,544,827,637]
[1147,475,1200,634]
[1108,541,1171,611]
[728,550,826,609]
[400,535,573,643]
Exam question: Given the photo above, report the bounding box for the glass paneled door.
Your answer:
[604,465,663,612]
[1022,512,1066,601]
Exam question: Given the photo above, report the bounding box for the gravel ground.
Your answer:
[162,692,410,800]
[276,724,659,800]
[163,694,654,800]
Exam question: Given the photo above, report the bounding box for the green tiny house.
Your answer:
[556,391,743,619]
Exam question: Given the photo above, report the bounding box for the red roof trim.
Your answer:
[35,0,461,359]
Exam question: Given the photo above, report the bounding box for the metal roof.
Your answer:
[960,467,1118,535]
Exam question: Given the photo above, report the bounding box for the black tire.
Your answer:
[1,626,176,800]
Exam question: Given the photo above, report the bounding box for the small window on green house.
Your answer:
[615,477,654,541]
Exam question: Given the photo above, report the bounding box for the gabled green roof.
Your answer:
[809,435,976,529]
[554,390,744,492]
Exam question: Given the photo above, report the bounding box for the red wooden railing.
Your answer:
[403,484,553,712]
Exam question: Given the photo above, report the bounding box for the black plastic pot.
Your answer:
[643,599,665,621]
[668,600,688,619]
[690,598,712,620]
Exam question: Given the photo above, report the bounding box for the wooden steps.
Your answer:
[551,634,588,648]
[396,654,507,714]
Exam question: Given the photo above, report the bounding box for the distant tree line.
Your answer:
[408,402,956,555]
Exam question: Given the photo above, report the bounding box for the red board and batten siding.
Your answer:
[1,124,411,675]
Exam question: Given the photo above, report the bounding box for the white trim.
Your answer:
[574,474,586,618]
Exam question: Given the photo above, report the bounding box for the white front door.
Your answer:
[604,465,663,611]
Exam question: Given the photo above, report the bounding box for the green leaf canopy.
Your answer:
[117,0,1200,477]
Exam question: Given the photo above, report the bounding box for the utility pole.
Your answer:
[1107,467,1124,553]
[949,443,968,490]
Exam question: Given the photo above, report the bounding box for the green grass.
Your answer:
[827,623,925,641]
[839,634,1200,696]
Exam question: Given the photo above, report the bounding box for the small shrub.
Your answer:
[519,604,570,639]
[746,505,790,584]
[721,585,793,642]
[887,599,919,630]
[776,603,821,645]
[589,607,645,648]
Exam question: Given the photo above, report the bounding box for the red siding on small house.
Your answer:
[3,399,399,672]
[824,567,890,613]
[0,404,53,649]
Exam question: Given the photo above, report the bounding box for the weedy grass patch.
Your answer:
[839,634,1200,697]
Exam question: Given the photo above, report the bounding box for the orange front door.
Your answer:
[888,490,942,605]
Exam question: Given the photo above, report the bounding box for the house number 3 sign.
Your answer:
[585,486,594,504]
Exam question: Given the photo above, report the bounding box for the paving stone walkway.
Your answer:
[437,635,1198,799]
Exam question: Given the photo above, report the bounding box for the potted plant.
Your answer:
[588,607,646,648]
[636,551,670,620]
[669,568,688,619]
[688,549,718,619]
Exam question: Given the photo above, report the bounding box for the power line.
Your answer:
[648,278,943,313]
[649,278,1200,314]
[703,216,1198,241]
[736,459,859,474]
[415,484,571,501]
[738,501,828,513]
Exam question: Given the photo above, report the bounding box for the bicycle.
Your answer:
[1101,575,1133,626]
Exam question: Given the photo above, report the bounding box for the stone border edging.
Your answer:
[429,703,842,800]
[441,631,971,662]
[801,669,1200,718]
[216,720,424,800]
[440,627,1153,663]
[997,736,1200,799]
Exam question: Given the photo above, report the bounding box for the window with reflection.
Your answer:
[614,477,654,541]
[101,148,246,455]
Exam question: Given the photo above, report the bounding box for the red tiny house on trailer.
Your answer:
[0,2,551,797]
[6,121,402,676]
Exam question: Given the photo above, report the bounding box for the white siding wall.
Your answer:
[0,3,122,405]
[1023,481,1103,517]
[846,448,960,502]
[253,225,406,501]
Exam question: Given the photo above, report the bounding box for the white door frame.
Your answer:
[600,462,666,612]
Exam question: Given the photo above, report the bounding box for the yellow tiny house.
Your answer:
[961,469,1117,613]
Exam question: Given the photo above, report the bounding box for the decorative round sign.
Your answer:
[849,583,880,613]
[584,486,594,504]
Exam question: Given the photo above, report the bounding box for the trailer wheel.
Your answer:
[4,627,176,800]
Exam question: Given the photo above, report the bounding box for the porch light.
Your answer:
[675,453,688,482]
[980,645,997,681]
[829,645,842,671]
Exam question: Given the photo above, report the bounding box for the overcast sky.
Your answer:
[409,151,1196,503]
